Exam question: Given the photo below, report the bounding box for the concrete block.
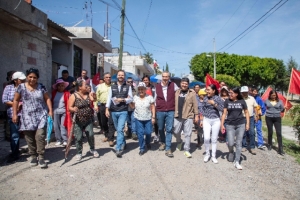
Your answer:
[36,59,43,67]
[27,57,36,65]
[21,55,27,64]
[27,42,36,51]
[31,51,39,59]
[21,40,28,48]
[23,48,31,57]
[36,45,43,53]
[39,54,46,61]
[32,38,38,45]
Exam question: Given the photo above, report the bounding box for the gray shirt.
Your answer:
[53,92,65,114]
[264,99,284,118]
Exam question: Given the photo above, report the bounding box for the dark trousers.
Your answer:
[265,116,282,150]
[96,106,103,129]
[9,118,20,158]
[99,104,115,141]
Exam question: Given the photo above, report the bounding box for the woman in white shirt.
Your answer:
[130,82,155,155]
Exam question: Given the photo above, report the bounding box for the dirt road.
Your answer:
[0,130,299,200]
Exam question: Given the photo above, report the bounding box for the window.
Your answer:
[137,69,140,75]
[90,54,97,77]
[73,45,82,78]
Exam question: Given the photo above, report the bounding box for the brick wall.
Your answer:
[0,22,52,112]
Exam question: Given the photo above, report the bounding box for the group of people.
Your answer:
[2,68,286,170]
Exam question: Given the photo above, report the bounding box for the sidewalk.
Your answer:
[282,125,298,142]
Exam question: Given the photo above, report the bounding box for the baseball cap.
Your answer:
[12,72,26,80]
[198,89,207,95]
[241,86,249,92]
[137,82,146,88]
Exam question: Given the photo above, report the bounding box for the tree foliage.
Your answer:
[289,105,300,143]
[143,52,153,64]
[190,52,289,90]
[216,74,240,88]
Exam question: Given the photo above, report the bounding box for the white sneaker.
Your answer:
[90,150,99,157]
[204,155,210,163]
[55,141,62,146]
[234,162,243,170]
[62,142,67,146]
[211,157,218,164]
[76,154,82,161]
[153,135,159,143]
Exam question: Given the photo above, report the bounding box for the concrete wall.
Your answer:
[51,39,73,76]
[0,21,52,112]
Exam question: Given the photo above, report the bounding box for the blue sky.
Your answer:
[33,0,300,77]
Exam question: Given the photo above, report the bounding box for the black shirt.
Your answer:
[177,90,188,119]
[224,99,247,125]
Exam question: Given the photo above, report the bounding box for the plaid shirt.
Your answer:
[2,84,16,118]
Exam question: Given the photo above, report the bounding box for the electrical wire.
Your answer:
[125,15,147,52]
[142,0,152,38]
[98,0,120,10]
[218,0,284,51]
[224,0,289,51]
[111,0,122,10]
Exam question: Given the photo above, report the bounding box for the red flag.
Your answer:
[206,73,220,90]
[92,72,100,85]
[289,68,300,95]
[261,86,292,117]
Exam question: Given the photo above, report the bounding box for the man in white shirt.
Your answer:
[241,86,258,155]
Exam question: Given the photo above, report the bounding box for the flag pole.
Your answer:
[283,68,293,118]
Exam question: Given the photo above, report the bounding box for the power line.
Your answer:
[111,0,122,10]
[218,0,284,51]
[142,0,152,38]
[224,0,289,51]
[124,15,147,52]
[98,0,120,10]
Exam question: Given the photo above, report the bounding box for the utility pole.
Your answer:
[102,5,109,69]
[118,0,126,69]
[213,38,216,79]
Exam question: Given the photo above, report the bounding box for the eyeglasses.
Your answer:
[127,81,133,84]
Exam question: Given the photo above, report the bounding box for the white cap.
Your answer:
[12,72,26,80]
[137,82,146,88]
[241,86,249,92]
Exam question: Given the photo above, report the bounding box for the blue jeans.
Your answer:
[9,118,20,158]
[156,111,174,151]
[255,119,264,146]
[226,124,245,162]
[111,111,128,151]
[242,116,255,149]
[127,111,136,134]
[136,119,152,152]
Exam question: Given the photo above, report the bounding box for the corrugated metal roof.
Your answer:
[47,19,75,37]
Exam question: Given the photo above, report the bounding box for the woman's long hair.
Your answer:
[231,87,243,100]
[268,90,279,101]
[209,84,219,96]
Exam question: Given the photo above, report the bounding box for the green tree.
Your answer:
[143,52,153,64]
[190,52,287,90]
[216,74,240,88]
[287,56,298,75]
[165,63,169,72]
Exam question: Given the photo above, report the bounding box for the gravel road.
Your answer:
[0,129,300,200]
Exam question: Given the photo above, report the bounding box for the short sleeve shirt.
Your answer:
[133,95,154,121]
[17,83,48,131]
[224,99,248,126]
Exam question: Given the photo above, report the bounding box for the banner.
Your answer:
[92,72,100,85]
[205,73,220,90]
[289,68,300,95]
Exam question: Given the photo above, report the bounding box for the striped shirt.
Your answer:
[199,95,224,119]
[2,84,16,118]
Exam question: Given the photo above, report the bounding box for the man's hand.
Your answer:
[246,123,249,131]
[194,115,199,124]
[221,125,226,134]
[105,109,110,118]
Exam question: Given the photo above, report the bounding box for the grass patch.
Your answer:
[261,117,300,164]
[281,116,294,127]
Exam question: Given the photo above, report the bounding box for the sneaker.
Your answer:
[257,145,266,149]
[184,151,192,158]
[109,141,115,147]
[90,150,99,158]
[153,135,159,143]
[278,150,285,156]
[55,141,62,146]
[76,154,82,161]
[139,151,144,156]
[62,141,67,146]
[228,153,234,162]
[165,150,174,158]
[132,133,138,140]
[159,143,165,151]
[249,149,256,155]
[30,157,38,166]
[234,162,243,170]
[203,155,210,163]
[38,159,47,168]
[121,144,126,151]
[176,142,183,151]
[268,145,272,151]
[115,150,122,158]
[211,157,218,164]
[242,148,248,152]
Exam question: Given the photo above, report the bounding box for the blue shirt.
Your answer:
[254,95,266,115]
